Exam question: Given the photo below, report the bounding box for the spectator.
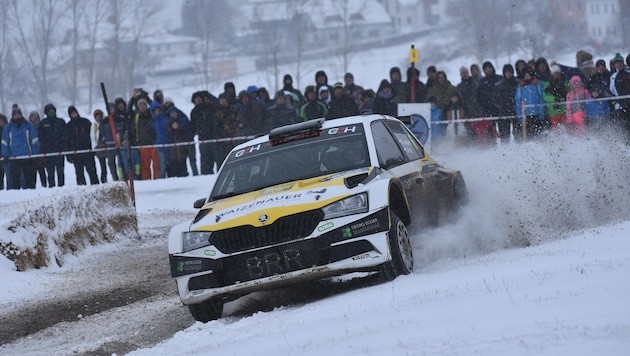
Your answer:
[39,103,66,187]
[470,63,482,84]
[215,93,239,165]
[585,86,611,130]
[28,111,47,187]
[456,66,480,143]
[135,99,159,180]
[327,82,359,119]
[516,68,548,138]
[405,66,427,103]
[515,59,528,80]
[372,79,397,117]
[425,65,437,90]
[127,87,151,117]
[427,70,457,112]
[113,97,138,180]
[0,114,8,189]
[535,57,551,82]
[258,87,274,108]
[565,75,590,134]
[495,64,519,142]
[389,66,407,104]
[150,101,169,179]
[300,85,328,121]
[153,89,164,105]
[1,108,39,189]
[166,107,188,177]
[343,72,364,104]
[358,89,375,113]
[317,86,330,107]
[429,96,446,144]
[315,70,332,94]
[281,74,305,106]
[590,59,613,109]
[543,64,569,129]
[93,109,118,183]
[475,61,502,143]
[65,106,99,185]
[190,90,219,175]
[236,89,268,136]
[444,92,467,142]
[267,91,299,130]
[164,97,197,176]
[608,53,630,135]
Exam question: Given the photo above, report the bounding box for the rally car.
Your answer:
[169,114,467,322]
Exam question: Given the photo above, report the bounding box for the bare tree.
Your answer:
[81,0,108,111]
[181,0,235,89]
[10,0,65,109]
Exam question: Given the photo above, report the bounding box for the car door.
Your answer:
[370,120,426,217]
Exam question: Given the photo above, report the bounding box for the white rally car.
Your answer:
[169,114,467,322]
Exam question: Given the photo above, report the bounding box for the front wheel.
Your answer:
[188,297,224,323]
[379,211,413,281]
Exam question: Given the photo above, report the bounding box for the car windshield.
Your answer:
[210,124,369,200]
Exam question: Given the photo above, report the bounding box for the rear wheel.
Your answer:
[380,211,413,281]
[187,297,224,322]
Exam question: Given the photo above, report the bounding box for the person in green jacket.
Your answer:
[543,64,570,129]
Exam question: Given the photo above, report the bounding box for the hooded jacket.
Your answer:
[1,112,40,158]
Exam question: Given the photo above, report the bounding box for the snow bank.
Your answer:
[0,183,139,271]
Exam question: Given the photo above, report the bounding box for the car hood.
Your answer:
[191,167,374,231]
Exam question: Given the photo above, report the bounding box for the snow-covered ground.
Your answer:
[1,127,629,355]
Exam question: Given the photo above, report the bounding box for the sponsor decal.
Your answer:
[352,253,371,261]
[317,221,334,232]
[271,130,322,145]
[342,227,352,238]
[215,193,304,220]
[234,144,263,157]
[258,214,269,224]
[307,188,327,195]
[350,217,380,235]
[260,182,294,196]
[204,249,216,256]
[328,126,357,135]
[177,259,202,272]
[319,167,370,182]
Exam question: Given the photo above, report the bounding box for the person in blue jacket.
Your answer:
[1,108,40,189]
[150,101,169,179]
[515,68,549,139]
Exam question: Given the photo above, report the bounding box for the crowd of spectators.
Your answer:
[1,49,629,190]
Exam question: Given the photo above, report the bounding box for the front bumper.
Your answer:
[170,208,390,305]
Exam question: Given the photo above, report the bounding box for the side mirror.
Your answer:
[193,198,207,209]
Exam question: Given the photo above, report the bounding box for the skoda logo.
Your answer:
[258,214,269,224]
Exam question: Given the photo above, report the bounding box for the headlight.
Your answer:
[322,193,368,219]
[182,231,212,252]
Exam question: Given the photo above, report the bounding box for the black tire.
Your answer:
[187,297,224,323]
[380,211,413,281]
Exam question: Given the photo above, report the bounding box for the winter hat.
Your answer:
[333,82,343,90]
[283,74,293,83]
[315,70,327,82]
[11,107,22,117]
[304,85,316,96]
[114,97,126,107]
[550,64,561,74]
[153,89,164,103]
[137,98,149,108]
[406,66,420,80]
[576,50,594,66]
[570,76,583,86]
[389,66,401,77]
[612,53,624,63]
[191,91,203,103]
[93,109,103,117]
[163,97,174,105]
[482,61,494,71]
[247,85,258,94]
[344,72,353,79]
[0,114,7,124]
[67,105,78,116]
[459,66,469,74]
[149,101,162,112]
[596,59,606,67]
[318,86,329,95]
[44,103,56,113]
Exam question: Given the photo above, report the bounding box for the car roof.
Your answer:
[237,113,396,149]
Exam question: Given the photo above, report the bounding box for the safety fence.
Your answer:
[2,95,628,162]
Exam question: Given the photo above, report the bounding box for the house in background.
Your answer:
[584,0,622,47]
[376,0,446,28]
